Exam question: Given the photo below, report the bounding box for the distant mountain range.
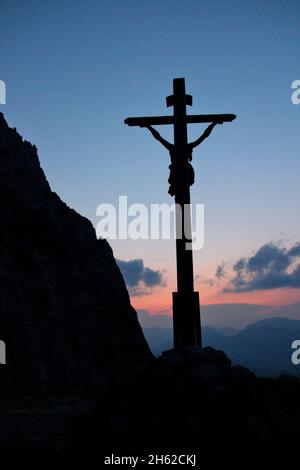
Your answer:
[141,315,300,377]
[138,301,300,331]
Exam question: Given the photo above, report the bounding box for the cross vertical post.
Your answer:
[168,78,201,349]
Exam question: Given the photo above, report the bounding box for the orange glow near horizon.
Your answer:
[132,288,172,315]
[131,285,300,316]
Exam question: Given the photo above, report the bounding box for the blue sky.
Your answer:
[1,0,299,309]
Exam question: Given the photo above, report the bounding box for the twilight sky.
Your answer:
[1,0,300,314]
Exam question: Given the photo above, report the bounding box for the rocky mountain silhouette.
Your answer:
[0,113,152,396]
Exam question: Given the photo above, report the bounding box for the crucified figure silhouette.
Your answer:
[140,121,222,196]
[126,78,236,350]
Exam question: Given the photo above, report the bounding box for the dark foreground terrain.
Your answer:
[65,347,300,451]
[0,395,99,450]
[2,346,300,450]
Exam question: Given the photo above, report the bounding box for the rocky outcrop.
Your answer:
[67,347,300,450]
[0,113,152,396]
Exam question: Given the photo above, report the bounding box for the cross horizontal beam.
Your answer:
[124,113,236,127]
[124,116,173,126]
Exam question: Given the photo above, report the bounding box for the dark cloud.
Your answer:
[215,262,227,279]
[224,242,300,293]
[195,275,215,287]
[287,243,300,257]
[116,259,165,296]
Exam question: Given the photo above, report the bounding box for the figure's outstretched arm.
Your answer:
[140,125,172,151]
[189,122,222,150]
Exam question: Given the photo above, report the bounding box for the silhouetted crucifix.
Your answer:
[125,78,236,350]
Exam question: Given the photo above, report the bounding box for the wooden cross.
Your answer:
[125,78,236,350]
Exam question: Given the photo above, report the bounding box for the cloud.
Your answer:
[215,261,227,279]
[195,274,215,287]
[223,242,300,293]
[195,264,228,289]
[116,259,165,296]
[287,243,300,257]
